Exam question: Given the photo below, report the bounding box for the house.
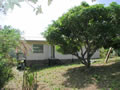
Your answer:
[22,36,100,66]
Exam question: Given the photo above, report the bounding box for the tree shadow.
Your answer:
[62,62,120,89]
[28,60,81,73]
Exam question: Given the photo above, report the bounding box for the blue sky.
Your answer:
[0,0,120,37]
[97,0,120,5]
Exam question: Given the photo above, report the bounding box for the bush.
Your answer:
[0,61,13,89]
[100,48,108,58]
[115,49,120,56]
[100,47,117,59]
[23,68,38,90]
[0,26,20,89]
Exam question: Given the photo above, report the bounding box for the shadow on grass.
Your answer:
[28,60,81,72]
[62,61,120,89]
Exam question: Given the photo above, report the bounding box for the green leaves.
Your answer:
[0,60,13,88]
[43,2,120,67]
[0,0,53,14]
[0,26,21,59]
[0,26,21,88]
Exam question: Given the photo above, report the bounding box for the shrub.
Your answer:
[0,61,13,89]
[22,68,38,90]
[0,26,20,88]
[100,48,108,58]
[100,48,116,59]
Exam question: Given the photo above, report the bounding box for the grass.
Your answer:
[4,57,120,90]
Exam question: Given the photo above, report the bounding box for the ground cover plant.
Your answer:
[4,57,120,90]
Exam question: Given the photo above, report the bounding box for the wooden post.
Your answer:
[104,47,112,63]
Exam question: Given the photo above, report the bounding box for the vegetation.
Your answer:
[0,61,13,88]
[100,48,108,58]
[4,57,120,90]
[0,0,96,14]
[100,47,117,59]
[1,1,120,89]
[0,26,21,88]
[43,2,120,68]
[106,2,120,49]
[0,0,53,14]
[22,68,38,90]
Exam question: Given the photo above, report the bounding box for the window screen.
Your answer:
[33,44,43,53]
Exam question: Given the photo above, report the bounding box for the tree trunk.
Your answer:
[76,54,91,68]
[81,58,91,68]
[85,58,91,68]
[104,47,112,63]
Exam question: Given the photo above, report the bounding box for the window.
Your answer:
[33,44,43,53]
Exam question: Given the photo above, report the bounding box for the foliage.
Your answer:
[23,68,38,90]
[103,2,120,49]
[4,57,120,89]
[0,26,21,88]
[0,26,21,60]
[0,61,13,89]
[100,48,108,58]
[43,2,120,68]
[0,0,96,14]
[102,2,120,59]
[32,58,120,90]
[100,47,117,59]
[0,0,53,14]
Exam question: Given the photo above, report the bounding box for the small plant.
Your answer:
[100,48,108,58]
[22,68,38,90]
[53,87,61,90]
[100,47,116,59]
[92,74,101,82]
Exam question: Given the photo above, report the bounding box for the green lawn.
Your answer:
[4,57,120,90]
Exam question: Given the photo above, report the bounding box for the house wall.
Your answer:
[26,41,100,60]
[55,47,100,60]
[55,51,75,59]
[26,41,50,60]
[91,50,100,58]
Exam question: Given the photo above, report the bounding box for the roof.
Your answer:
[21,35,46,41]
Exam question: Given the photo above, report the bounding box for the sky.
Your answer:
[0,0,120,37]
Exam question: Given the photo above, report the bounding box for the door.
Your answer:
[51,45,55,58]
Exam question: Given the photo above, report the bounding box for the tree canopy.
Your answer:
[0,0,96,14]
[0,0,53,14]
[43,2,120,68]
[0,26,21,60]
[105,2,120,49]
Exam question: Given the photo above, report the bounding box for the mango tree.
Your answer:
[43,2,118,68]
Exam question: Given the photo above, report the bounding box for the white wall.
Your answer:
[55,51,73,59]
[26,41,50,60]
[55,48,100,60]
[26,41,100,60]
[91,50,100,58]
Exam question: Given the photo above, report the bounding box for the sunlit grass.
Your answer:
[4,57,120,90]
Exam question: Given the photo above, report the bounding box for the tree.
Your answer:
[0,26,21,59]
[0,26,21,88]
[43,2,118,68]
[0,0,53,14]
[108,2,120,49]
[103,2,120,63]
[0,0,96,14]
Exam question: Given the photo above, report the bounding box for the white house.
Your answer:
[22,36,100,61]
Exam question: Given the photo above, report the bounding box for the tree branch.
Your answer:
[73,52,87,65]
[25,0,35,9]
